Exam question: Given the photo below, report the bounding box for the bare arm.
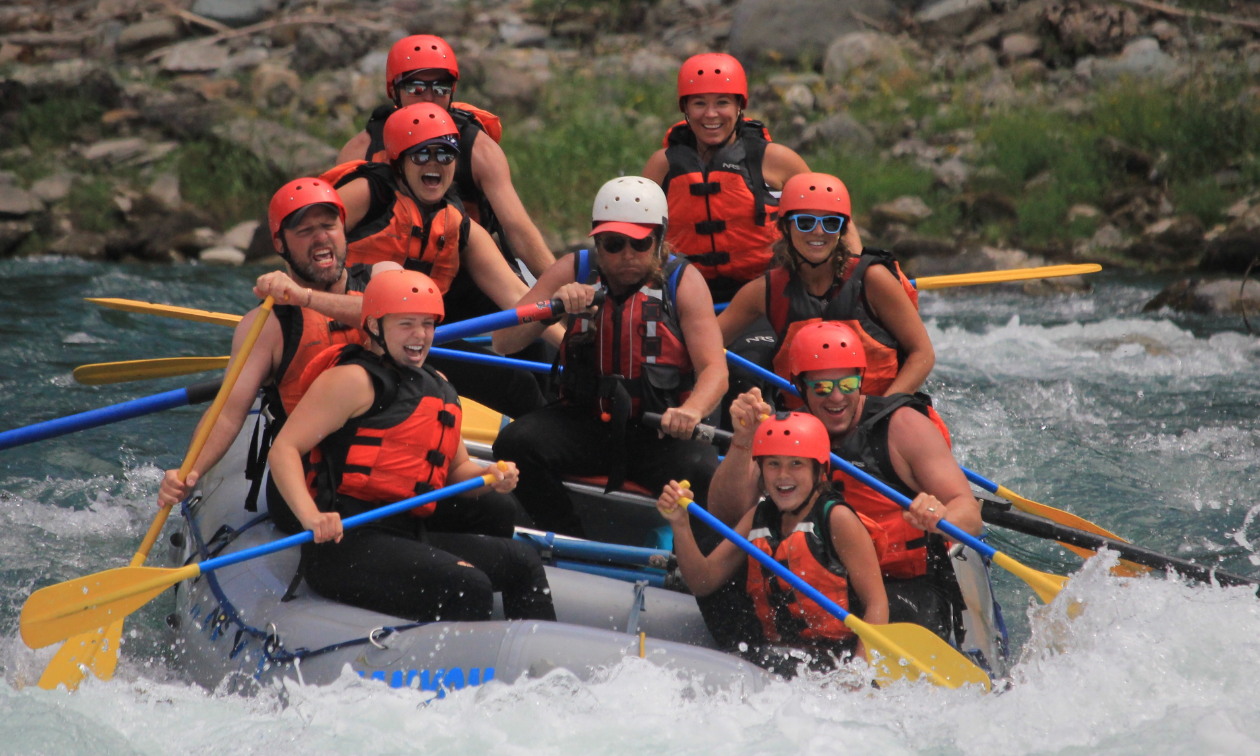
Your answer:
[642,148,669,185]
[463,222,565,347]
[829,506,888,626]
[337,130,371,165]
[705,388,773,524]
[717,276,767,346]
[760,143,810,190]
[470,136,556,276]
[268,364,375,542]
[887,408,982,536]
[656,480,752,596]
[337,177,372,233]
[863,263,934,396]
[658,266,728,439]
[491,253,581,355]
[156,308,281,506]
[253,271,364,329]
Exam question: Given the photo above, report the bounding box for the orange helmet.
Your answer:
[382,102,459,162]
[779,173,851,218]
[753,411,831,465]
[361,269,445,327]
[677,53,747,109]
[267,178,346,247]
[385,35,458,100]
[788,321,866,380]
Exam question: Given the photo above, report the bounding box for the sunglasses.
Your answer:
[790,214,847,234]
[400,79,454,97]
[801,375,862,397]
[598,234,655,254]
[407,147,457,166]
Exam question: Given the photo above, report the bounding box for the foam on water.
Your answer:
[5,263,1260,753]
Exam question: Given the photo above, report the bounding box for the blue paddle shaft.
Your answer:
[515,532,671,567]
[723,350,997,559]
[198,475,490,573]
[428,347,553,375]
[685,502,853,622]
[0,380,222,452]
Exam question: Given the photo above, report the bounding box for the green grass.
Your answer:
[174,140,287,227]
[64,179,122,234]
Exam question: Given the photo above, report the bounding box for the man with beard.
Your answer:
[157,178,393,531]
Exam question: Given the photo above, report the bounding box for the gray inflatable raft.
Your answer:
[166,412,1006,697]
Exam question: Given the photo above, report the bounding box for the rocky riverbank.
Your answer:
[1,0,1258,313]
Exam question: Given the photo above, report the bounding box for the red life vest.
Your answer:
[745,494,887,645]
[661,119,780,289]
[321,160,464,293]
[558,250,695,421]
[299,344,463,518]
[830,393,941,580]
[764,250,950,445]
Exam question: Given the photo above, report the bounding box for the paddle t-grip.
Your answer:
[640,413,733,449]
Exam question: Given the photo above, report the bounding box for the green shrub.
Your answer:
[65,178,121,233]
[175,140,287,226]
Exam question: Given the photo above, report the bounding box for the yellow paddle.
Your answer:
[22,470,499,652]
[673,484,989,690]
[911,264,1103,291]
[74,357,231,385]
[37,297,275,691]
[86,298,243,327]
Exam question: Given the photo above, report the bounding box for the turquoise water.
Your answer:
[3,257,1260,754]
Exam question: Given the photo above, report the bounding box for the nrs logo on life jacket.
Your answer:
[661,119,780,284]
[299,344,463,517]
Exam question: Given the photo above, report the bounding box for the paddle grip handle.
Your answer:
[640,413,733,447]
[197,475,491,574]
[682,501,853,622]
[185,379,225,405]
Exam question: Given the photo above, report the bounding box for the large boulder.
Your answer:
[160,41,231,73]
[729,0,897,68]
[915,0,992,38]
[0,185,43,217]
[1144,277,1260,315]
[0,60,122,109]
[823,31,908,84]
[1199,205,1260,275]
[1093,37,1183,82]
[795,111,875,152]
[116,17,183,53]
[211,118,338,178]
[190,0,279,28]
[292,26,382,76]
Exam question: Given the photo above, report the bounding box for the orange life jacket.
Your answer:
[661,119,780,291]
[746,494,887,645]
[363,102,502,229]
[830,393,945,580]
[300,344,462,518]
[764,250,950,444]
[558,250,694,422]
[321,160,464,292]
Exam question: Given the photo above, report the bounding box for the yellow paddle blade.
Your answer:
[850,617,991,691]
[21,564,200,649]
[74,357,230,385]
[37,620,122,691]
[914,264,1102,291]
[86,298,242,327]
[996,486,1151,577]
[461,397,506,446]
[991,552,1069,604]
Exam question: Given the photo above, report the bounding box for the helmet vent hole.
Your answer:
[697,69,704,75]
[783,430,791,436]
[412,287,419,293]
[714,68,721,74]
[413,46,420,51]
[809,185,816,191]
[635,197,641,202]
[826,187,832,192]
[822,343,830,349]
[840,341,847,347]
[412,118,419,125]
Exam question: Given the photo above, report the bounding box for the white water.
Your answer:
[4,269,1260,754]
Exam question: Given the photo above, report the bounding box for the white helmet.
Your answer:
[590,176,668,240]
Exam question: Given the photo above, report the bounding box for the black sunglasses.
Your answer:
[400,79,454,97]
[407,147,457,166]
[598,234,655,254]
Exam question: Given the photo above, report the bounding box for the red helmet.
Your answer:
[788,321,866,380]
[362,269,445,326]
[268,178,346,246]
[779,173,851,218]
[753,411,831,465]
[382,102,459,162]
[677,53,748,109]
[385,35,459,100]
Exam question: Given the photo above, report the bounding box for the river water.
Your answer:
[2,256,1259,755]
